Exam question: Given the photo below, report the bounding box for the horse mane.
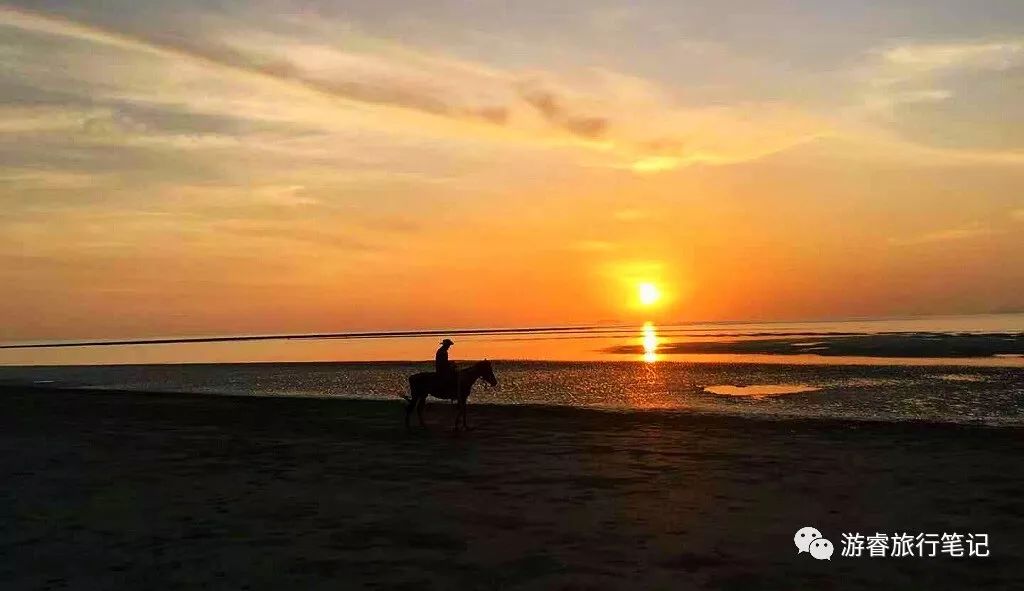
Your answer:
[459,359,490,372]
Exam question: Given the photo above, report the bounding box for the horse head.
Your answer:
[478,359,498,387]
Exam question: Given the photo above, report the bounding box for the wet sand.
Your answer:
[607,332,1024,358]
[2,387,1023,589]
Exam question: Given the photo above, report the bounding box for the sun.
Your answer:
[637,282,662,307]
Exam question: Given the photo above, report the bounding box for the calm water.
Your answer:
[1,314,1022,426]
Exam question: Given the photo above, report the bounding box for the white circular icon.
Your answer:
[809,538,834,560]
[794,526,822,553]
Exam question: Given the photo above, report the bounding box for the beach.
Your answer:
[3,386,1023,589]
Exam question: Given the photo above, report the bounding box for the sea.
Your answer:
[2,314,1022,427]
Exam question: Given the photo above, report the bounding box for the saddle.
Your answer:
[436,364,459,399]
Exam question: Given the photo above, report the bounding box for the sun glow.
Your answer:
[637,282,662,307]
[641,321,659,363]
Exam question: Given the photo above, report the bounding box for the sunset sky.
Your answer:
[2,0,1023,342]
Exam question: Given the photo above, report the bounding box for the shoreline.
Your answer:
[5,384,1023,431]
[3,352,1024,368]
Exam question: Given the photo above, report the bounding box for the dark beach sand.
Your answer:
[2,387,1023,590]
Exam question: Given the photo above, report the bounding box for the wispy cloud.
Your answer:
[829,37,1024,163]
[860,39,1024,113]
[889,223,995,246]
[0,168,102,190]
[0,5,827,171]
[881,41,1024,73]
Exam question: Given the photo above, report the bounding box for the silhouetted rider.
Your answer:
[435,338,457,397]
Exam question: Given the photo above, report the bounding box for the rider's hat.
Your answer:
[441,338,454,346]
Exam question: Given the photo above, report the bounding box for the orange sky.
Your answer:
[1,1,1023,342]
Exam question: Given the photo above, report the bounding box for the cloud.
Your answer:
[210,219,374,252]
[841,38,1024,160]
[0,5,827,171]
[0,105,97,133]
[629,156,681,173]
[0,168,102,190]
[516,80,609,140]
[860,39,1024,113]
[881,41,1024,73]
[889,223,994,246]
[170,184,320,208]
[862,89,952,112]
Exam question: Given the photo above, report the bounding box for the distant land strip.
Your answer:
[0,325,629,349]
[605,334,1024,358]
[3,327,1021,350]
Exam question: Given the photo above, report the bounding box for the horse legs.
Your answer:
[404,397,414,429]
[453,398,469,431]
[416,395,427,427]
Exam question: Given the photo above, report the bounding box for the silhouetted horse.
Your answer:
[403,360,497,430]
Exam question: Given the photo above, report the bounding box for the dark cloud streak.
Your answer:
[517,81,610,139]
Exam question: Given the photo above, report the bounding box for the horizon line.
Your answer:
[2,311,1021,349]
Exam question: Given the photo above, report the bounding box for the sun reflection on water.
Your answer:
[641,321,659,363]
